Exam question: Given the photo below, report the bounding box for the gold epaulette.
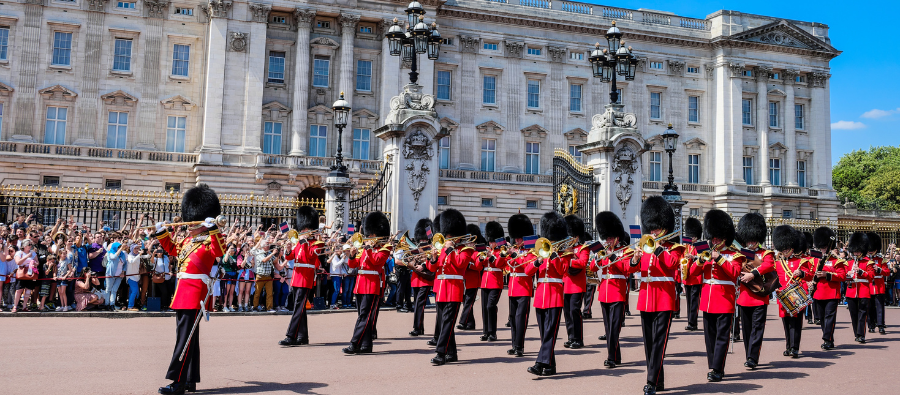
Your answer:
[311,240,325,246]
[668,243,686,255]
[154,230,170,240]
[759,249,774,258]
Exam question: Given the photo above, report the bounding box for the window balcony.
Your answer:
[440,169,551,185]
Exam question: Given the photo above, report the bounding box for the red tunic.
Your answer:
[533,253,570,309]
[156,228,225,310]
[348,247,390,295]
[812,257,847,300]
[758,256,814,317]
[636,241,684,312]
[680,244,703,286]
[427,247,471,303]
[479,250,507,289]
[564,245,589,294]
[463,248,484,290]
[591,249,637,303]
[285,240,323,289]
[869,255,887,295]
[845,257,875,299]
[410,263,434,288]
[736,248,776,307]
[690,248,743,314]
[507,252,539,298]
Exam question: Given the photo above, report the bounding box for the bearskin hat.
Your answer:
[540,211,569,242]
[802,232,813,253]
[813,226,835,250]
[414,218,433,243]
[641,196,674,234]
[433,213,442,234]
[295,205,319,232]
[595,211,625,241]
[583,231,593,241]
[181,184,220,223]
[465,224,485,245]
[362,211,391,238]
[847,232,869,254]
[736,213,767,245]
[485,221,504,241]
[508,213,534,240]
[772,225,798,252]
[796,231,809,252]
[439,208,466,238]
[683,217,703,240]
[564,215,586,241]
[702,210,735,247]
[866,232,882,253]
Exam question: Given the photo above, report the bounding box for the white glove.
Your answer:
[155,222,167,233]
[202,217,216,228]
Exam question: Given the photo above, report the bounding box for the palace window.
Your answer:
[309,124,327,157]
[268,51,285,84]
[782,210,793,219]
[769,102,779,127]
[172,44,190,77]
[525,142,540,175]
[112,39,133,72]
[742,99,752,125]
[687,154,700,184]
[483,42,497,51]
[742,70,753,77]
[42,176,60,187]
[164,183,181,193]
[271,16,287,24]
[649,61,664,70]
[481,198,494,207]
[0,103,3,137]
[481,139,496,172]
[687,66,699,74]
[316,20,330,29]
[52,32,73,66]
[568,145,582,163]
[570,84,582,112]
[769,158,781,186]
[527,80,540,108]
[441,38,453,46]
[356,60,372,91]
[106,112,128,149]
[437,196,448,205]
[650,92,661,119]
[527,47,541,56]
[688,96,699,123]
[353,128,370,160]
[438,136,450,169]
[526,200,538,209]
[263,121,282,155]
[797,160,807,188]
[116,2,136,9]
[743,156,754,185]
[436,70,451,100]
[570,52,584,60]
[44,107,67,145]
[795,104,804,130]
[483,75,496,105]
[649,151,662,182]
[105,179,122,189]
[795,75,805,83]
[313,56,329,87]
[359,25,372,34]
[614,88,623,104]
[690,208,700,217]
[174,8,193,16]
[165,116,186,153]
[0,27,9,61]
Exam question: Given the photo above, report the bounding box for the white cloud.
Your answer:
[861,108,900,119]
[831,120,867,130]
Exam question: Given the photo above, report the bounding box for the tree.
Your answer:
[833,146,900,210]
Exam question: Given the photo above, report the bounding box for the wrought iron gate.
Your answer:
[349,159,392,225]
[552,149,597,238]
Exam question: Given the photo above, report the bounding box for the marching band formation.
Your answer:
[156,185,893,395]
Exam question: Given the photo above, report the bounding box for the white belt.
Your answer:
[484,268,503,272]
[295,264,316,269]
[603,274,627,280]
[358,270,380,276]
[852,279,869,283]
[538,278,564,284]
[177,273,211,285]
[438,274,464,280]
[874,276,884,279]
[641,276,675,282]
[510,273,531,277]
[703,278,735,287]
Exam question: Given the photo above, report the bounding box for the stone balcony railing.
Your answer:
[642,181,832,198]
[485,0,711,31]
[0,141,198,164]
[642,181,715,193]
[440,169,552,185]
[254,153,382,173]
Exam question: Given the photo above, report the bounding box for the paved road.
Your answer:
[3,296,897,394]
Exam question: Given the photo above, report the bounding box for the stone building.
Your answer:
[0,0,841,228]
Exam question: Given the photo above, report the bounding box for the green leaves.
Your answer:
[834,146,900,210]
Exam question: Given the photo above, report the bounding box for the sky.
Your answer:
[578,0,900,165]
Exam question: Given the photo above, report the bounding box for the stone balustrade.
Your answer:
[255,153,382,173]
[486,0,710,31]
[440,169,551,184]
[2,142,198,164]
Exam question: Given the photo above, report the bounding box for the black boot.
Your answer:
[158,382,185,395]
[791,348,799,358]
[603,359,617,368]
[879,326,886,335]
[563,340,573,348]
[185,382,196,393]
[409,330,421,337]
[744,359,757,369]
[431,353,446,365]
[527,362,545,376]
[570,341,584,349]
[598,334,607,340]
[487,334,497,342]
[480,334,490,341]
[643,384,657,395]
[426,339,437,346]
[506,348,517,355]
[707,370,723,382]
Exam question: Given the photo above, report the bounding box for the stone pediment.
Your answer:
[0,81,13,97]
[476,120,504,135]
[520,124,548,138]
[682,137,707,149]
[564,128,588,142]
[101,90,138,107]
[161,95,195,110]
[307,104,332,115]
[39,85,77,101]
[645,134,663,148]
[353,108,378,120]
[732,20,837,53]
[769,142,788,156]
[262,100,291,119]
[767,88,786,96]
[439,117,459,133]
[310,36,339,48]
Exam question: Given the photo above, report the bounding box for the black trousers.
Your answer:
[867,293,886,329]
[350,294,379,350]
[583,284,596,315]
[397,271,412,309]
[435,301,460,356]
[684,284,702,328]
[600,301,625,363]
[536,307,562,366]
[166,309,200,384]
[412,286,431,333]
[703,312,733,373]
[563,293,584,343]
[847,297,869,338]
[509,296,531,349]
[372,290,382,338]
[285,287,310,341]
[815,299,839,342]
[481,288,501,336]
[739,304,767,363]
[674,283,683,316]
[781,316,803,350]
[458,288,478,328]
[640,311,673,386]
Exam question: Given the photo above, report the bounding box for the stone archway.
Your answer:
[299,186,325,200]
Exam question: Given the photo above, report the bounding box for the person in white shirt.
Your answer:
[124,244,143,311]
[329,247,349,309]
[103,242,126,311]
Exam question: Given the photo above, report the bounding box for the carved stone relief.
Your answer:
[595,106,637,129]
[87,0,108,12]
[228,32,248,52]
[547,46,566,63]
[145,0,170,19]
[402,129,434,210]
[612,146,639,215]
[459,35,480,53]
[201,0,232,19]
[504,41,524,58]
[390,86,436,111]
[668,60,685,75]
[294,9,317,29]
[248,3,271,24]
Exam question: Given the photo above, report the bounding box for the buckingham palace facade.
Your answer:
[0,0,841,225]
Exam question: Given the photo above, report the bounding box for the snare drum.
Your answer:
[776,281,812,317]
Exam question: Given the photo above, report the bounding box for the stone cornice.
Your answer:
[248,3,271,24]
[201,0,232,19]
[145,0,169,19]
[294,8,316,30]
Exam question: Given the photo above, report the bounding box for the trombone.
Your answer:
[518,236,577,266]
[597,230,679,261]
[348,233,390,249]
[431,233,477,250]
[140,215,228,230]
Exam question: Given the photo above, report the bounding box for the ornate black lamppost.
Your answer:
[385,1,441,85]
[588,21,638,104]
[330,92,351,178]
[661,124,681,201]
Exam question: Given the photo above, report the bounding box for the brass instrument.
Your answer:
[518,236,576,266]
[286,229,300,244]
[140,215,227,230]
[431,233,477,250]
[679,256,691,282]
[349,233,390,249]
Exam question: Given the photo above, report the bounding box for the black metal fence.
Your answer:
[349,160,392,226]
[552,148,597,238]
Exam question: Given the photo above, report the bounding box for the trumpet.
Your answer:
[431,233,477,250]
[348,233,390,249]
[519,236,577,266]
[141,215,227,230]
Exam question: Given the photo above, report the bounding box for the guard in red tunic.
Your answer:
[505,213,538,357]
[735,213,775,369]
[527,212,571,377]
[479,221,507,342]
[427,208,472,365]
[426,213,443,346]
[633,196,684,395]
[409,218,435,337]
[687,210,743,382]
[810,226,846,350]
[582,232,597,320]
[845,232,874,343]
[562,214,588,349]
[865,232,887,334]
[156,184,225,395]
[341,211,391,354]
[681,218,703,331]
[280,206,321,347]
[591,211,636,368]
[457,224,485,330]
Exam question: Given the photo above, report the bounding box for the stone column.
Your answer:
[457,36,478,169]
[74,8,106,146]
[289,9,315,156]
[324,177,353,235]
[378,19,401,160]
[809,72,830,188]
[338,13,359,158]
[503,41,524,171]
[241,3,271,154]
[783,70,798,186]
[197,0,232,164]
[546,46,567,174]
[135,3,167,150]
[754,66,771,186]
[11,3,44,142]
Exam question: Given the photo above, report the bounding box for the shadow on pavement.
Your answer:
[533,367,643,380]
[663,382,763,394]
[202,381,328,394]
